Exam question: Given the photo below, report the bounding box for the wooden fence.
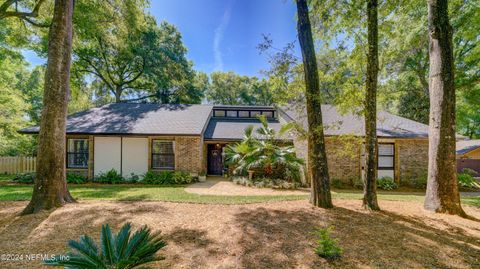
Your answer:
[457,159,480,176]
[0,156,36,174]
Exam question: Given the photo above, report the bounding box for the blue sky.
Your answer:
[23,0,300,77]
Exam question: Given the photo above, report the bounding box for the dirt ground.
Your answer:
[0,200,479,269]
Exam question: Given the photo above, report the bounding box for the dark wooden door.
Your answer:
[207,144,224,175]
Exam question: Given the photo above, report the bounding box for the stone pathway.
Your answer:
[185,177,308,196]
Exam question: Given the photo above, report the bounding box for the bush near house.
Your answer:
[377,177,398,190]
[141,171,195,185]
[458,172,480,189]
[95,169,124,184]
[12,172,36,184]
[66,173,87,184]
[225,115,304,188]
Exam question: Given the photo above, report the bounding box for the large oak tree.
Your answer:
[296,0,332,208]
[22,0,75,214]
[424,0,465,216]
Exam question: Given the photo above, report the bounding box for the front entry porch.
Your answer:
[206,143,227,176]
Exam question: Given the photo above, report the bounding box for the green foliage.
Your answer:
[314,226,342,260]
[95,169,124,184]
[206,71,273,105]
[225,116,304,183]
[66,173,87,184]
[172,171,194,184]
[409,174,428,189]
[141,171,194,185]
[74,0,201,104]
[331,179,345,189]
[12,172,35,184]
[232,176,303,189]
[377,177,398,190]
[458,173,480,189]
[45,222,166,268]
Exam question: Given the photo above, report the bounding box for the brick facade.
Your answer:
[294,137,428,186]
[175,136,203,173]
[397,139,429,182]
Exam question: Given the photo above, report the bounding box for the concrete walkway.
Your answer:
[185,177,309,196]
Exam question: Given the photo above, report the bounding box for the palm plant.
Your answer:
[45,223,166,269]
[225,116,304,180]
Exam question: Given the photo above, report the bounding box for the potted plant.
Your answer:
[199,171,207,182]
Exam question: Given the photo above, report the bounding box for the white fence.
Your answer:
[0,156,36,174]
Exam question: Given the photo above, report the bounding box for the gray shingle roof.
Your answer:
[20,103,213,135]
[204,118,293,141]
[280,104,429,138]
[456,140,480,155]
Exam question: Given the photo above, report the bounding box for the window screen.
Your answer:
[238,111,249,117]
[213,110,225,117]
[67,139,89,168]
[226,110,238,117]
[378,144,394,169]
[152,140,175,169]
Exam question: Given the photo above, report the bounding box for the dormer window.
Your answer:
[212,107,276,119]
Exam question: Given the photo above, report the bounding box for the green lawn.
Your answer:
[0,184,478,206]
[0,184,307,204]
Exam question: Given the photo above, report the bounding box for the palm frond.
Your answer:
[101,224,116,265]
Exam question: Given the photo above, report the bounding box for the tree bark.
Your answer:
[22,0,75,215]
[295,0,332,208]
[363,0,380,211]
[424,0,465,216]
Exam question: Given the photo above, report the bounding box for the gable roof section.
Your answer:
[19,103,213,136]
[456,140,480,155]
[280,104,429,138]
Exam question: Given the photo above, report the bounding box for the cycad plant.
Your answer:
[225,115,304,180]
[45,223,166,269]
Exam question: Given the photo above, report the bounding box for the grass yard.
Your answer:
[0,183,479,206]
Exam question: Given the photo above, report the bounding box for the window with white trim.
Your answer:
[152,140,175,169]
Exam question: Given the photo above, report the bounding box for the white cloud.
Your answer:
[213,1,235,71]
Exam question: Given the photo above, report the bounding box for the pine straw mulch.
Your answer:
[0,199,479,269]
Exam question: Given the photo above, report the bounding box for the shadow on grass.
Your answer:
[234,205,480,269]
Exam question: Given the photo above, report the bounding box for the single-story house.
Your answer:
[20,103,430,185]
[456,140,480,175]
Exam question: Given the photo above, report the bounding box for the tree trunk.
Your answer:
[424,0,465,216]
[295,0,332,208]
[363,0,380,211]
[22,0,75,215]
[115,86,122,103]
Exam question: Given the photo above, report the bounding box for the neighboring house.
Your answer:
[456,140,480,175]
[19,103,430,185]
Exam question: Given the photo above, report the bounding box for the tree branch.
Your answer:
[0,0,46,21]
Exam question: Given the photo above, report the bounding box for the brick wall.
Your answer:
[294,136,428,185]
[293,136,361,184]
[397,139,429,183]
[175,136,203,173]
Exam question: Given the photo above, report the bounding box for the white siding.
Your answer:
[122,138,148,178]
[94,137,121,176]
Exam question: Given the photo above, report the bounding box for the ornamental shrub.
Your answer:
[377,176,398,190]
[12,172,35,184]
[66,173,87,184]
[95,169,124,184]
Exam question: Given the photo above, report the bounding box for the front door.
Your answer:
[207,144,224,175]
